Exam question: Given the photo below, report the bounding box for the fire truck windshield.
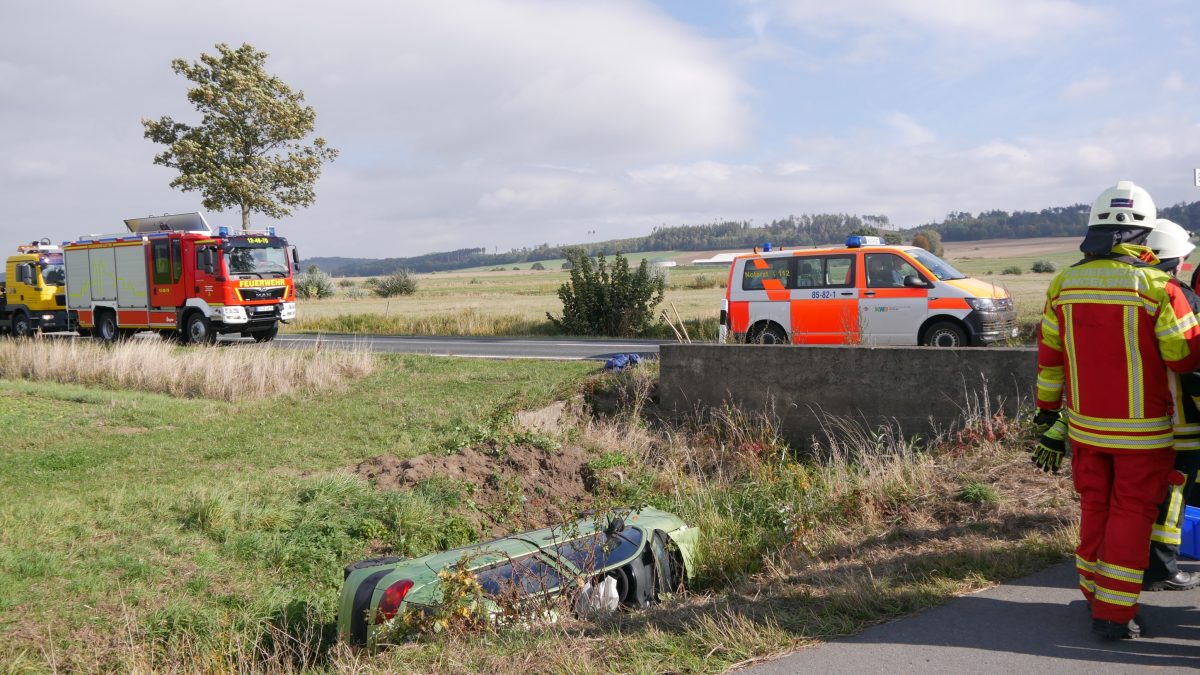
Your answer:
[224,245,289,278]
[40,253,65,285]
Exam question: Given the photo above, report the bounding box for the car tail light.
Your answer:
[375,579,414,622]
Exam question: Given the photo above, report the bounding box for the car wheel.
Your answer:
[95,312,119,344]
[184,312,216,345]
[923,321,967,348]
[11,312,32,338]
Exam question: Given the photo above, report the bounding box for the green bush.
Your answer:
[530,262,546,271]
[295,265,335,299]
[1030,260,1057,273]
[373,269,418,297]
[548,248,666,337]
[685,273,720,290]
[1001,266,1023,275]
[336,278,356,288]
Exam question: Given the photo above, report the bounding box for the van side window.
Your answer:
[742,258,793,291]
[823,256,855,288]
[866,253,919,288]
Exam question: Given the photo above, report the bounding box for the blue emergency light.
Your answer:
[268,227,276,236]
[762,242,773,252]
[218,226,230,237]
[845,235,884,248]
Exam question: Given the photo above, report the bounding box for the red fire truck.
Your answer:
[63,213,298,343]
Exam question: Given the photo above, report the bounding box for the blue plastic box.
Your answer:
[1183,506,1200,560]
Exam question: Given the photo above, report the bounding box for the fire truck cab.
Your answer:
[63,213,298,344]
[0,239,70,336]
[720,236,1017,347]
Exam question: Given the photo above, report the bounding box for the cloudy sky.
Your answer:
[1,0,1197,257]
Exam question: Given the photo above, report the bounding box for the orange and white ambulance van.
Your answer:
[719,236,1017,347]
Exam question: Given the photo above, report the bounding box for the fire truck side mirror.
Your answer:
[289,246,300,273]
[201,248,216,274]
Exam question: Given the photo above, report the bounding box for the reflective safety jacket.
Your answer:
[1037,244,1200,451]
[1171,283,1200,452]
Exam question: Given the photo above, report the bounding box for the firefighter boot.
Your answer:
[1143,570,1200,591]
[1092,614,1144,642]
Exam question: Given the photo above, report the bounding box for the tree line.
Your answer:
[309,200,1200,277]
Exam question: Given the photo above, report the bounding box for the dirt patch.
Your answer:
[353,444,597,537]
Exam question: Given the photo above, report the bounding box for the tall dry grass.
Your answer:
[0,337,375,401]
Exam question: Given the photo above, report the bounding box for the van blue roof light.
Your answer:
[218,226,230,237]
[846,235,884,248]
[762,242,773,252]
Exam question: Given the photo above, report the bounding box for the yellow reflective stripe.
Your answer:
[1079,575,1096,593]
[1040,315,1059,338]
[1151,526,1182,545]
[1064,305,1080,409]
[1094,587,1139,606]
[1125,306,1140,418]
[1165,484,1184,527]
[1068,428,1174,448]
[1075,554,1096,570]
[1068,412,1173,432]
[1097,560,1143,577]
[1097,566,1142,584]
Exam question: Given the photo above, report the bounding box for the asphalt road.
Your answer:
[271,333,670,361]
[746,559,1200,674]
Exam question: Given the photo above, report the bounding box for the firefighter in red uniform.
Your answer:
[1143,219,1200,591]
[1035,181,1200,641]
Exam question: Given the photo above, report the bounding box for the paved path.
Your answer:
[748,560,1200,674]
[272,333,668,361]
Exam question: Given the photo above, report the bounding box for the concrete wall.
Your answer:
[659,344,1037,448]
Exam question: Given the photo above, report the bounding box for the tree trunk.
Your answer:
[241,203,250,231]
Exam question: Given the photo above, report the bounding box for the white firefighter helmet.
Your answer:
[1148,219,1196,260]
[1088,180,1156,229]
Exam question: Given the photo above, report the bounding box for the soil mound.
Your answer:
[353,444,596,536]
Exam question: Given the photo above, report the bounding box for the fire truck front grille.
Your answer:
[238,286,286,301]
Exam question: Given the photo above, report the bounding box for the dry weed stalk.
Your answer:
[0,337,374,401]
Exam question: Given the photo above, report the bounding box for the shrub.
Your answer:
[296,265,335,299]
[548,248,666,337]
[374,269,418,297]
[1030,260,1057,273]
[685,273,720,290]
[1001,266,1023,275]
[530,262,546,271]
[336,278,356,288]
[561,261,573,270]
[910,229,944,257]
[345,287,366,299]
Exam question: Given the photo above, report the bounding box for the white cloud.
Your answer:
[1165,72,1186,92]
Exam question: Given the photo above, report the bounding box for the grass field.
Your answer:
[0,344,1076,672]
[292,238,1080,341]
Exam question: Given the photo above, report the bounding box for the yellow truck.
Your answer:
[1,239,71,336]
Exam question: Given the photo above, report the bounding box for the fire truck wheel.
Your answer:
[11,312,32,338]
[748,323,789,345]
[923,321,967,348]
[250,324,279,343]
[183,312,216,345]
[95,312,119,343]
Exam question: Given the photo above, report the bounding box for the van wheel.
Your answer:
[923,321,967,348]
[11,312,32,338]
[95,312,119,344]
[183,312,216,345]
[749,323,789,345]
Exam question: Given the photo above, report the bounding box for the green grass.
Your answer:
[0,354,1075,672]
[0,355,592,670]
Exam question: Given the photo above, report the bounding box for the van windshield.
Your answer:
[908,248,966,281]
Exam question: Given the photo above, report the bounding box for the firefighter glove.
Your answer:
[1031,418,1068,473]
[1032,408,1062,434]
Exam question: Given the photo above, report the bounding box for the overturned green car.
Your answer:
[338,507,697,646]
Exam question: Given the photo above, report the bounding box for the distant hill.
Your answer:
[307,200,1200,277]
